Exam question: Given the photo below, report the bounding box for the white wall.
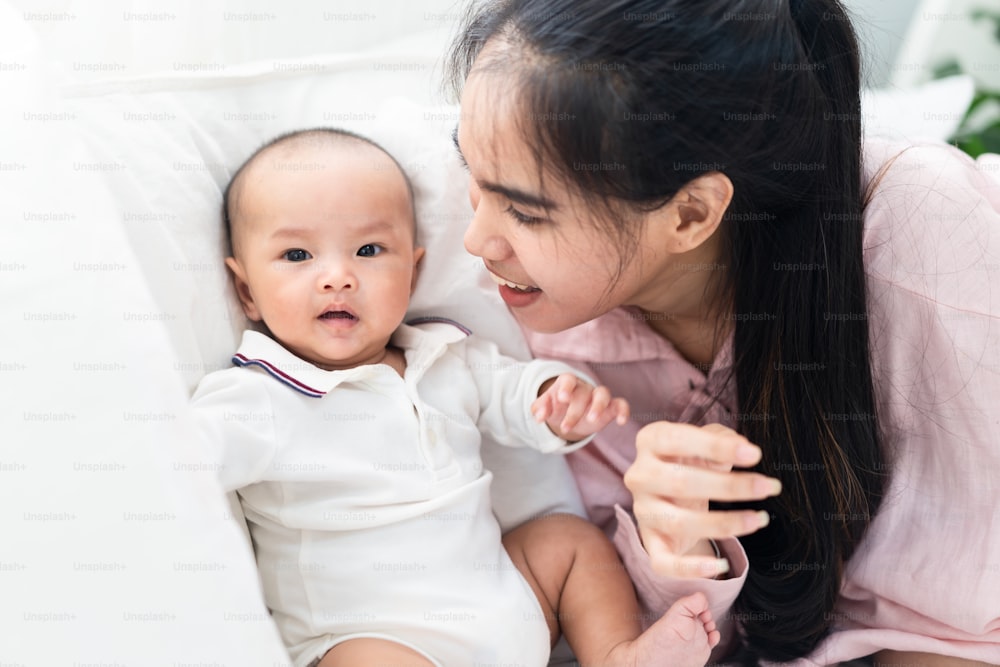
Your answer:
[11,0,463,86]
[892,0,1000,89]
[842,0,921,88]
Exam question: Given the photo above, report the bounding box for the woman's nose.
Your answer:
[463,187,511,262]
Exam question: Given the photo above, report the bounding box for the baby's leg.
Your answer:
[317,637,436,667]
[502,513,719,667]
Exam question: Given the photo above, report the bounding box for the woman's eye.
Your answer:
[357,244,383,257]
[505,205,544,226]
[283,249,311,262]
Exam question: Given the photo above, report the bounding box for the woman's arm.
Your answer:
[821,138,1000,664]
[875,651,999,667]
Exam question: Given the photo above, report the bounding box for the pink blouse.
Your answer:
[525,138,1000,664]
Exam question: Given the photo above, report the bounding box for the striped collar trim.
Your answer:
[231,353,326,398]
[405,315,472,336]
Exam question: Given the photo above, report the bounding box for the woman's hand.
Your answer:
[624,422,781,579]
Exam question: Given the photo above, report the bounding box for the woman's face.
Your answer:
[456,69,684,334]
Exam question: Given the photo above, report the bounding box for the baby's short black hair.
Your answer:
[222,127,416,256]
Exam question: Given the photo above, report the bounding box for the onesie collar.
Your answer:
[231,319,470,398]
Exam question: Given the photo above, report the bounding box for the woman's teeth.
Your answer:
[489,272,537,292]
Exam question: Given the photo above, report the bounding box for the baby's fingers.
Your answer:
[552,373,579,403]
[609,397,630,425]
[582,388,630,431]
[583,385,612,422]
[530,392,554,423]
[558,384,592,434]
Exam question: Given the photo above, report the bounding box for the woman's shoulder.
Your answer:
[861,137,1000,315]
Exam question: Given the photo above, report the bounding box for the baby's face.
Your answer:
[227,143,422,371]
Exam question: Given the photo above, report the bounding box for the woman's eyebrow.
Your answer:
[480,182,557,210]
[450,126,558,211]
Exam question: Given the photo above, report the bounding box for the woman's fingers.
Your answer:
[651,550,731,579]
[625,420,781,577]
[637,421,763,468]
[626,458,781,502]
[635,500,771,542]
[651,552,731,580]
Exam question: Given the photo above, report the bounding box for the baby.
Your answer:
[191,128,718,667]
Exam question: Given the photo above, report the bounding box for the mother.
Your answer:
[448,0,1000,664]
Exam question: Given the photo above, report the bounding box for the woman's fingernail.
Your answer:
[736,443,760,464]
[755,478,782,496]
[703,559,729,576]
[745,510,770,530]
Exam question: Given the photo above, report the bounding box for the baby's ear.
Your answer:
[410,247,426,294]
[225,256,263,321]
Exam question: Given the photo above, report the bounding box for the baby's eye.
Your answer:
[357,244,383,257]
[283,249,311,262]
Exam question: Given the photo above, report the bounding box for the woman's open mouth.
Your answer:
[488,271,543,308]
[488,271,539,293]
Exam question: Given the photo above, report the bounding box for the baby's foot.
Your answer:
[604,592,719,667]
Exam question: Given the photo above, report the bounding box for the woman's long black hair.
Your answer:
[449,0,887,661]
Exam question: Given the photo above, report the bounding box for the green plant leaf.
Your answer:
[954,120,1000,157]
[933,58,963,80]
[970,7,1000,41]
[934,6,1000,157]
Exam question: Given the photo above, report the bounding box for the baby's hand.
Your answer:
[532,373,630,442]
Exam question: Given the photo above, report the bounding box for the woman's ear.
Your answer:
[652,171,734,253]
[225,256,263,322]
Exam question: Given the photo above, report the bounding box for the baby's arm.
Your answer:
[190,369,279,492]
[532,373,630,442]
[457,334,622,452]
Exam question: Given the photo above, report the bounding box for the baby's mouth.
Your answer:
[488,271,540,293]
[319,310,357,320]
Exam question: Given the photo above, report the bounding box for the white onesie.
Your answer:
[191,321,588,666]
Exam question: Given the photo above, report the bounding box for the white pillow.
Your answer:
[61,58,529,396]
[4,13,564,662]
